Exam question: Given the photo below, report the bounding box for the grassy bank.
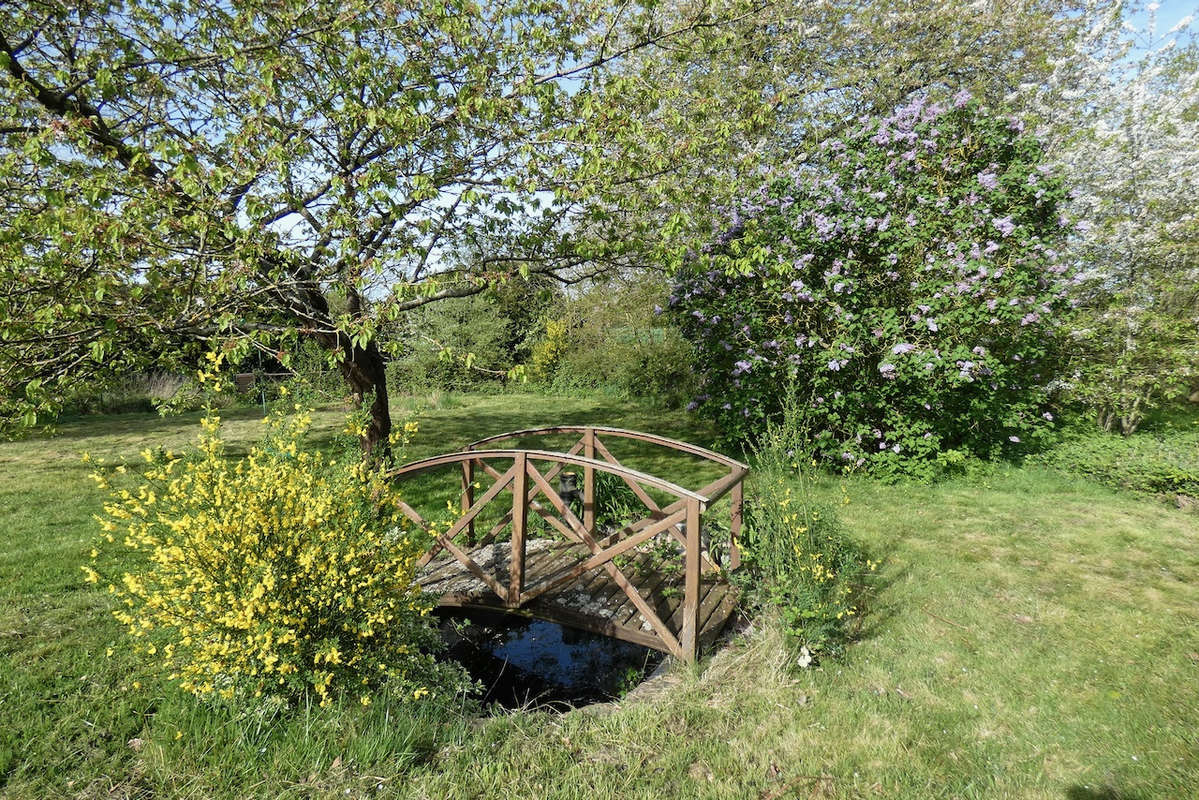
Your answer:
[1,394,1196,798]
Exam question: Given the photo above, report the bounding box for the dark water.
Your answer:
[437,610,665,710]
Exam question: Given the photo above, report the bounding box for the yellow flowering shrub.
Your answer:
[736,477,874,659]
[735,397,876,661]
[85,407,460,708]
[528,317,569,379]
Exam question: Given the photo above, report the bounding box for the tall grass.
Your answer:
[733,394,874,659]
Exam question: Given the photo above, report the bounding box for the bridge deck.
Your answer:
[417,538,738,654]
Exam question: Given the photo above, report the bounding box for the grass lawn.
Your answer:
[1,393,1196,798]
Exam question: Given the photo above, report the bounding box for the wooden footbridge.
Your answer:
[389,427,748,662]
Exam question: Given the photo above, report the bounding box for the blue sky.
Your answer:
[1126,0,1197,38]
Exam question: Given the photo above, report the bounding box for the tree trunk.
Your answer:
[338,338,391,460]
[293,280,391,461]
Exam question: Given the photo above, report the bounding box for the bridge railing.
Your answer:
[466,426,748,570]
[387,428,748,662]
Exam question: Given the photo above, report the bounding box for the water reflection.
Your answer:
[438,610,665,710]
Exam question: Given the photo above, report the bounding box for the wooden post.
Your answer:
[462,460,475,543]
[509,453,528,607]
[583,429,596,536]
[681,498,702,663]
[728,478,743,570]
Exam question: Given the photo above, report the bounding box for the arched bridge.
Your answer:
[389,426,749,663]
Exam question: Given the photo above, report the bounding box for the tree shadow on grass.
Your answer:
[846,542,907,646]
[1065,785,1144,800]
[46,405,269,442]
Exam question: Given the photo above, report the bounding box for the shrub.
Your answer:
[1033,413,1199,499]
[671,93,1074,478]
[387,294,513,392]
[532,274,698,408]
[549,324,698,409]
[84,405,463,708]
[529,317,570,380]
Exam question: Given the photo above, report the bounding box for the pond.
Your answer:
[437,610,665,711]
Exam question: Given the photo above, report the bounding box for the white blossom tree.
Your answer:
[1023,2,1199,432]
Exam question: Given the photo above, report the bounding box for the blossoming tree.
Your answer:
[1028,4,1199,433]
[671,96,1074,478]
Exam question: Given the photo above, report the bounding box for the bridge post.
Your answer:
[508,453,528,607]
[583,429,596,536]
[461,460,474,543]
[729,479,743,570]
[681,498,702,662]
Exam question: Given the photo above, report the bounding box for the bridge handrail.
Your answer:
[466,425,748,471]
[387,448,708,504]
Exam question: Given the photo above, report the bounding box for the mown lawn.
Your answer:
[1,394,1196,798]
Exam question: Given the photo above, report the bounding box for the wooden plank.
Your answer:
[583,430,595,535]
[426,539,562,598]
[680,499,702,662]
[671,578,714,633]
[418,558,467,591]
[699,587,740,649]
[509,455,528,607]
[594,551,654,617]
[624,566,690,636]
[729,479,743,570]
[520,540,570,580]
[521,542,580,590]
[699,581,735,633]
[435,533,508,603]
[514,540,592,604]
[518,510,686,605]
[462,460,474,542]
[598,557,683,658]
[616,559,674,627]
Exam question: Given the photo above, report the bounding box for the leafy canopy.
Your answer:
[0,0,765,442]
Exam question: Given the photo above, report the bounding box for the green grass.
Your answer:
[2,394,1197,798]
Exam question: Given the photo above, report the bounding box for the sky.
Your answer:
[1126,1,1197,40]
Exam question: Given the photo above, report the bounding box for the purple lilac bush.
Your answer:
[669,95,1076,478]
